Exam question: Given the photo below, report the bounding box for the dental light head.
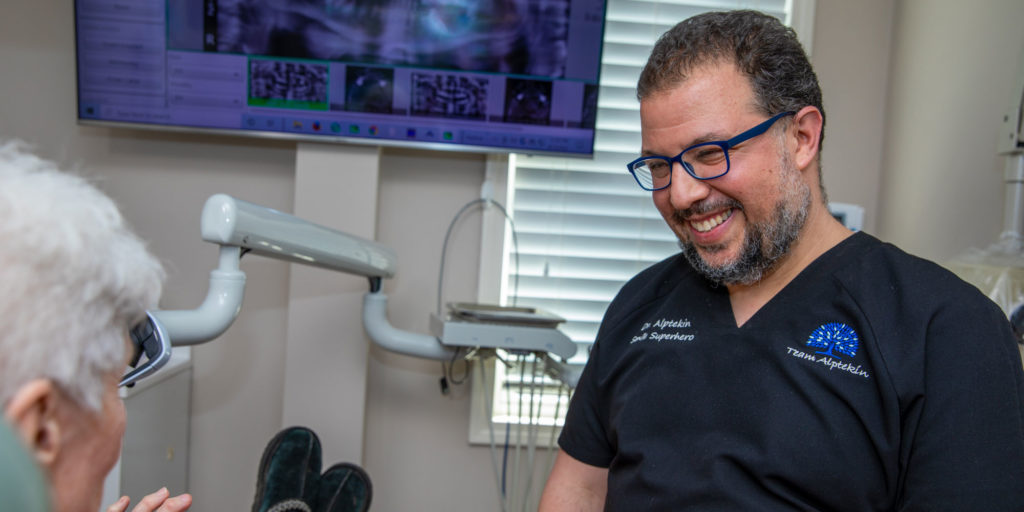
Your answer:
[201,194,396,279]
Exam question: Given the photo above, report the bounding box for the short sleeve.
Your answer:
[898,294,1024,510]
[558,337,615,468]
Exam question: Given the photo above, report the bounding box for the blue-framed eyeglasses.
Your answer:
[626,111,796,191]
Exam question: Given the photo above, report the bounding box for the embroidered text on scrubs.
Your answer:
[631,318,696,344]
[786,346,870,379]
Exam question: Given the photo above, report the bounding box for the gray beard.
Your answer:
[677,167,811,286]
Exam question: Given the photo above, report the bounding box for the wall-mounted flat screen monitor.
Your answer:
[75,0,608,157]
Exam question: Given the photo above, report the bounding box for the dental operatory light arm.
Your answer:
[994,50,1024,252]
[144,194,578,385]
[152,194,456,359]
[152,193,399,345]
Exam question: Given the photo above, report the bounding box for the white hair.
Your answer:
[0,141,165,411]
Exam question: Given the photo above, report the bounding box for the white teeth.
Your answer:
[691,209,732,233]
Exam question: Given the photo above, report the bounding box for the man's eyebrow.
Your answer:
[640,131,730,157]
[688,131,730,147]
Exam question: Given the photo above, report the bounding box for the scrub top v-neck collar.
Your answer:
[699,232,867,330]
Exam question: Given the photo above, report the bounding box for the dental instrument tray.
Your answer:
[446,302,566,328]
[430,303,576,359]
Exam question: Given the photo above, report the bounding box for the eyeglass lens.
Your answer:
[632,143,728,190]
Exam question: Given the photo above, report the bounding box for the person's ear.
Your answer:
[3,379,62,469]
[790,105,823,171]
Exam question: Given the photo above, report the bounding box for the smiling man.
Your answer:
[539,10,1024,511]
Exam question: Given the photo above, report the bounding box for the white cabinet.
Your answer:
[101,350,192,510]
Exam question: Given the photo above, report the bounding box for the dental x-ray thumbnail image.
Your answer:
[411,73,489,119]
[344,66,395,114]
[249,59,328,109]
[504,78,553,125]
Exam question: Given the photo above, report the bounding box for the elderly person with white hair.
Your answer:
[0,141,192,512]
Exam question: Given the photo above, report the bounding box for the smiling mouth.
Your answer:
[690,209,734,233]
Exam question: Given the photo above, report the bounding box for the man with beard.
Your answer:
[539,10,1024,511]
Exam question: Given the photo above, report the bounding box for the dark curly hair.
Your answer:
[637,10,825,151]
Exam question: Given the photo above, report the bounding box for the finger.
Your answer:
[131,487,170,512]
[106,496,130,512]
[157,493,193,512]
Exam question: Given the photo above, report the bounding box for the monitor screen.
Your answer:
[75,0,608,157]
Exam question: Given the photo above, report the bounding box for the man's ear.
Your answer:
[791,105,823,171]
[3,379,62,469]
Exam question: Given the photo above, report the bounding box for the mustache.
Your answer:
[672,198,743,222]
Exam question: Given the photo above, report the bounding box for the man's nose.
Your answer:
[665,162,712,211]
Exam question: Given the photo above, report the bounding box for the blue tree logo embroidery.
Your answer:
[806,323,859,358]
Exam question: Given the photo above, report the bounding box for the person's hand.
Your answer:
[105,487,192,512]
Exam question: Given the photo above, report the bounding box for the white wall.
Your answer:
[811,0,895,234]
[878,0,1024,263]
[366,148,503,511]
[4,0,1017,511]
